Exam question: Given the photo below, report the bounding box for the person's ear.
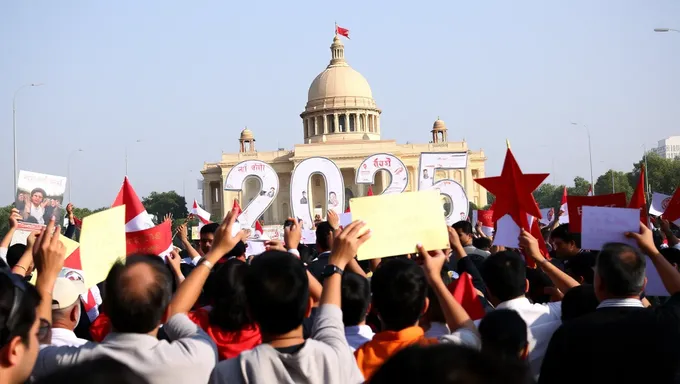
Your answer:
[305,296,314,318]
[421,297,430,316]
[1,336,25,367]
[642,276,648,293]
[71,305,79,322]
[578,276,584,284]
[525,279,530,294]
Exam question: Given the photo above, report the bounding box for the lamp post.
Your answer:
[12,83,44,193]
[570,122,594,191]
[67,149,83,202]
[125,139,142,175]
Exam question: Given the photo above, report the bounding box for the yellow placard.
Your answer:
[29,234,81,285]
[79,205,126,288]
[349,190,449,261]
[191,226,199,240]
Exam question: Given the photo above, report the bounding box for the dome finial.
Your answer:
[328,35,347,67]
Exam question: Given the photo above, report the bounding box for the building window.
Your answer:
[339,115,347,132]
[327,115,335,133]
[349,114,356,132]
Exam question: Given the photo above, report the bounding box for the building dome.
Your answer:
[432,118,447,131]
[301,35,382,143]
[240,128,254,140]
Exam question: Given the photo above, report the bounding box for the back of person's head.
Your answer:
[452,221,473,236]
[209,259,253,331]
[315,222,333,251]
[524,267,554,304]
[200,222,219,236]
[595,243,646,300]
[245,251,310,335]
[369,344,532,384]
[551,224,581,249]
[472,237,491,251]
[225,241,246,259]
[561,285,599,322]
[0,270,41,383]
[479,309,528,361]
[33,357,149,384]
[6,244,26,269]
[481,251,526,304]
[565,251,597,284]
[426,269,453,324]
[104,255,172,334]
[341,272,371,326]
[297,244,314,265]
[371,258,427,331]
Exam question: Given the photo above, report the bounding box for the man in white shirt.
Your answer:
[341,272,374,350]
[48,277,88,347]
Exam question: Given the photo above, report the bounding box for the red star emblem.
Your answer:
[474,149,548,231]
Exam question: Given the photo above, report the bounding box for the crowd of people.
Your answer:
[2,200,680,384]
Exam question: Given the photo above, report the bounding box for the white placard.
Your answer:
[301,229,317,244]
[492,214,534,249]
[417,152,469,225]
[290,157,345,230]
[224,160,279,229]
[580,206,639,250]
[645,256,670,296]
[339,212,353,228]
[355,153,409,195]
[539,208,555,225]
[649,192,672,217]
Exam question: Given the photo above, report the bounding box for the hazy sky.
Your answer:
[1,1,679,209]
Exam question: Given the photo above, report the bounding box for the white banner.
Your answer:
[649,192,672,217]
[417,152,469,225]
[355,153,409,195]
[290,157,344,229]
[224,160,279,229]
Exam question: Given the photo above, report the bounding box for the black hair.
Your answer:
[426,269,453,323]
[6,244,27,268]
[525,267,554,304]
[481,251,526,302]
[369,344,532,384]
[551,224,581,248]
[452,221,473,236]
[297,244,314,265]
[209,259,254,331]
[33,357,149,384]
[315,222,333,251]
[225,241,247,258]
[341,272,371,326]
[0,271,40,347]
[660,247,680,267]
[371,258,428,331]
[472,237,492,251]
[104,255,172,334]
[30,188,46,198]
[200,223,219,236]
[561,285,599,322]
[245,251,309,335]
[596,243,646,297]
[565,251,597,284]
[479,309,528,361]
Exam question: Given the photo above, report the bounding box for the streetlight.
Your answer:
[12,83,44,193]
[125,139,142,175]
[67,149,83,202]
[570,122,594,192]
[654,28,680,33]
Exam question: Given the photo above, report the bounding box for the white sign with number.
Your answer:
[224,160,279,229]
[290,157,345,229]
[417,152,469,224]
[355,153,409,195]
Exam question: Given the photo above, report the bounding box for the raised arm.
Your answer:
[519,229,579,294]
[627,222,680,295]
[177,223,200,260]
[1,208,22,250]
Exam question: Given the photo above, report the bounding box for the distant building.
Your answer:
[653,136,680,159]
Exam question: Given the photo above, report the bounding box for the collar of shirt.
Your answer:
[372,325,424,343]
[102,332,161,349]
[495,296,532,310]
[345,325,375,338]
[50,327,89,347]
[597,298,645,309]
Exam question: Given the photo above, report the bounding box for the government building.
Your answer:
[201,35,488,224]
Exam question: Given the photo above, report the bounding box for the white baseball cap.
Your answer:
[51,277,86,310]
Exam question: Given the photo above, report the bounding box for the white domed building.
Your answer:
[201,35,488,224]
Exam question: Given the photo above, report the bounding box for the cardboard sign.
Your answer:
[566,193,627,232]
[79,206,126,288]
[350,190,449,261]
[580,206,639,250]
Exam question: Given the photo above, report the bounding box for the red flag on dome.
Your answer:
[335,24,350,39]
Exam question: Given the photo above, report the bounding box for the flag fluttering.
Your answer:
[335,24,350,39]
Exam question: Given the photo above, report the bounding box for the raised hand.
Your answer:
[416,244,446,283]
[519,229,544,262]
[625,222,657,256]
[265,239,287,252]
[177,223,189,241]
[329,220,371,269]
[167,249,183,272]
[284,217,302,250]
[32,217,65,280]
[327,210,340,230]
[9,208,22,228]
[206,206,248,261]
[163,213,173,224]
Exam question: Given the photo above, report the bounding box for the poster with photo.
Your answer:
[16,170,67,229]
[224,160,279,229]
[290,157,345,229]
[356,153,409,195]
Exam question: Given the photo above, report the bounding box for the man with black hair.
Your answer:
[452,221,490,258]
[354,230,480,381]
[479,309,529,361]
[540,224,680,383]
[307,221,335,282]
[550,223,582,260]
[35,250,219,383]
[341,272,374,350]
[199,222,220,255]
[210,219,370,384]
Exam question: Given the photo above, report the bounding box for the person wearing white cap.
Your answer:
[48,278,88,347]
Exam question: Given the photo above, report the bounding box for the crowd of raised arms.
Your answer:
[2,201,680,384]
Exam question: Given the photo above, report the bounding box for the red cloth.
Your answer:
[187,308,261,360]
[447,272,485,321]
[629,166,648,225]
[90,312,111,342]
[336,25,350,38]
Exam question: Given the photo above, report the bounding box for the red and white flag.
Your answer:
[190,199,211,228]
[474,209,495,237]
[649,192,672,216]
[335,24,350,39]
[559,186,569,224]
[62,251,102,322]
[587,185,594,196]
[111,177,173,257]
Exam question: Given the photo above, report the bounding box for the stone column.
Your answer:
[323,114,328,134]
[334,113,339,133]
[376,115,380,134]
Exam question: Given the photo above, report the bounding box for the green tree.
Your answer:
[142,191,188,224]
[0,205,13,240]
[629,152,680,195]
[533,183,564,210]
[568,176,591,196]
[487,191,495,206]
[71,206,109,219]
[595,170,633,199]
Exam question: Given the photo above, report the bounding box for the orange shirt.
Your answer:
[354,326,438,380]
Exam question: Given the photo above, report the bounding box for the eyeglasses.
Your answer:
[0,269,29,347]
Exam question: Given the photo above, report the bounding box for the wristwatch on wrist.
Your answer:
[321,264,344,278]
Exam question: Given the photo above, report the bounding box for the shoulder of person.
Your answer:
[211,355,246,384]
[438,328,481,350]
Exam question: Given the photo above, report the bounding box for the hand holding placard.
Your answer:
[580,206,639,250]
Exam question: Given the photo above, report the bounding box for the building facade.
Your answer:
[201,35,488,224]
[653,136,680,159]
